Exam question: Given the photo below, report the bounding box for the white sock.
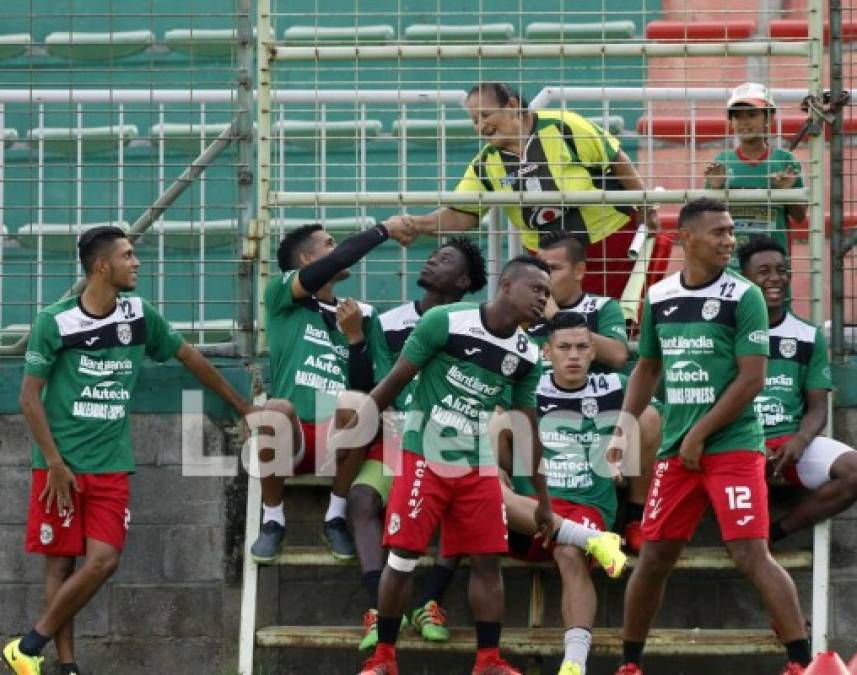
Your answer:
[262,502,285,527]
[324,492,347,522]
[555,518,595,549]
[563,627,592,670]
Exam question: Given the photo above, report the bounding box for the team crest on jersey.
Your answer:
[40,523,53,545]
[387,513,401,535]
[779,338,797,359]
[501,352,519,376]
[701,299,721,321]
[580,397,599,419]
[116,322,132,345]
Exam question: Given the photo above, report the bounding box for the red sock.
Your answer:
[476,647,500,661]
[375,643,396,659]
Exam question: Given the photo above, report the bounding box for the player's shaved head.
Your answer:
[540,231,587,265]
[277,223,324,271]
[499,254,551,282]
[678,197,730,230]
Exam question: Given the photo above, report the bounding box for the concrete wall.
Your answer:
[0,412,246,675]
[1,406,856,674]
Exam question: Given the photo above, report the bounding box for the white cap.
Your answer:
[727,82,776,111]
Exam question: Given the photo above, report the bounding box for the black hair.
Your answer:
[78,226,128,275]
[441,237,488,293]
[499,254,551,281]
[466,82,530,110]
[678,197,729,229]
[277,223,324,272]
[736,236,787,273]
[547,311,589,335]
[540,231,587,264]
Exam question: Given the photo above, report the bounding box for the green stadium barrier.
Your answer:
[403,23,515,42]
[0,34,31,60]
[45,31,154,61]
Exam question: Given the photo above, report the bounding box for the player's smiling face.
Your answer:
[744,249,789,311]
[682,210,736,270]
[104,238,140,292]
[465,90,521,149]
[417,245,469,294]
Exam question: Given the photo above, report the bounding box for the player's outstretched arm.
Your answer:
[368,355,419,414]
[291,224,405,301]
[174,343,254,417]
[19,374,79,514]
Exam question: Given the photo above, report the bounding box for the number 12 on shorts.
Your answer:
[725,485,752,510]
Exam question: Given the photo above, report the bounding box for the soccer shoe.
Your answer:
[357,651,398,675]
[323,517,356,561]
[410,600,450,642]
[250,520,286,564]
[781,663,805,675]
[623,520,643,555]
[557,661,583,675]
[359,609,379,652]
[471,655,522,675]
[585,532,628,579]
[614,665,643,675]
[2,638,43,675]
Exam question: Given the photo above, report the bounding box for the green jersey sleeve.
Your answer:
[598,298,629,344]
[735,286,770,357]
[511,357,543,409]
[364,310,392,385]
[24,311,62,379]
[400,306,449,369]
[636,298,661,359]
[143,300,185,362]
[806,326,833,390]
[264,270,299,316]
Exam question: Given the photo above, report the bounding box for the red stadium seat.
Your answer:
[636,114,857,143]
[769,19,857,44]
[645,20,756,41]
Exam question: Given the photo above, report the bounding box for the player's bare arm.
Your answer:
[680,353,767,471]
[607,356,661,479]
[772,388,828,476]
[19,374,79,515]
[174,343,255,417]
[590,332,630,370]
[515,405,554,541]
[611,149,660,231]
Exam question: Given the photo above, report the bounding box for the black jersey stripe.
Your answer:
[651,296,738,328]
[60,316,146,350]
[445,333,536,382]
[769,336,814,365]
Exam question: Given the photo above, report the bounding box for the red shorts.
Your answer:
[299,420,388,476]
[383,451,508,557]
[765,435,802,487]
[640,451,769,542]
[582,214,639,300]
[26,470,130,556]
[511,497,605,563]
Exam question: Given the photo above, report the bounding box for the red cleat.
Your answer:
[358,650,398,675]
[614,665,644,675]
[471,654,522,675]
[623,520,643,555]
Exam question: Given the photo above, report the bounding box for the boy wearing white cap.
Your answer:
[703,82,807,270]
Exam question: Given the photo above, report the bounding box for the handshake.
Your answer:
[384,214,420,247]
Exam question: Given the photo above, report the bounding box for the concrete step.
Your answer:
[269,545,813,571]
[256,626,784,656]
